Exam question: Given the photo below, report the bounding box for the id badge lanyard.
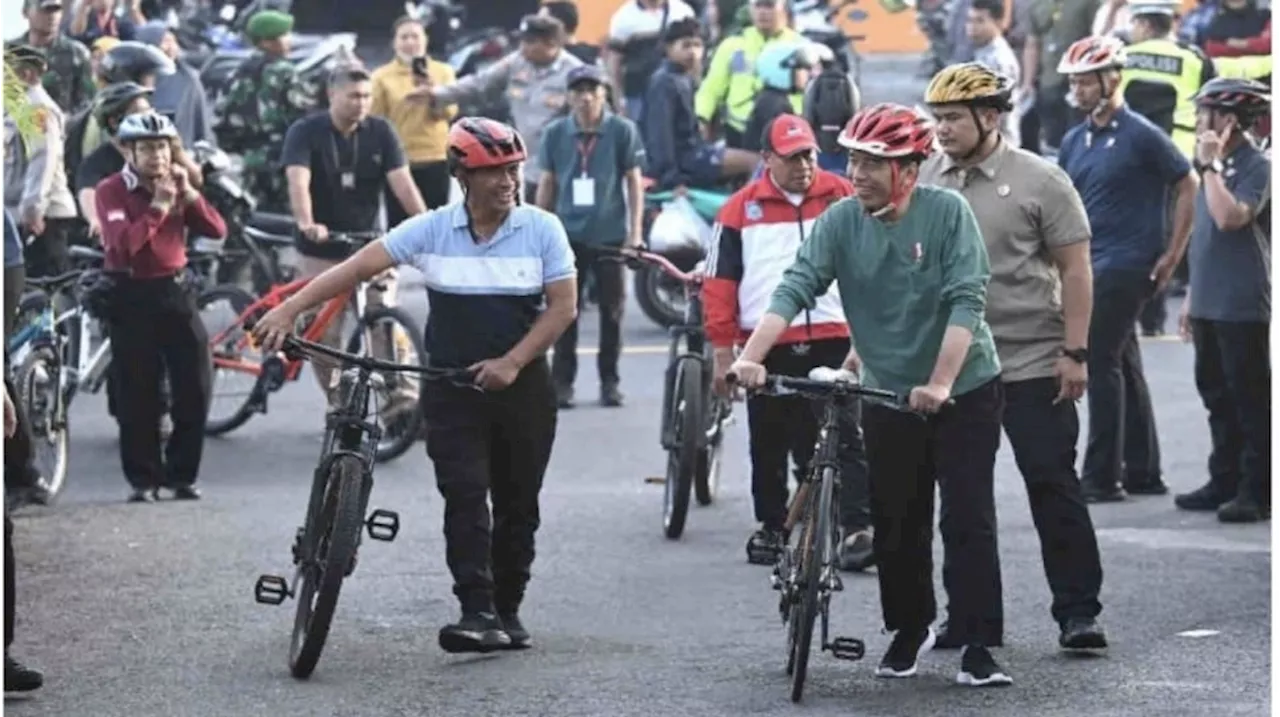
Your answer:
[331,130,359,190]
[572,133,598,207]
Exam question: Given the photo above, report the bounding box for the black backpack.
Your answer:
[804,66,859,155]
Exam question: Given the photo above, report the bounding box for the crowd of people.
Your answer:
[0,0,1271,698]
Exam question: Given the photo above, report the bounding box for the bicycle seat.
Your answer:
[246,211,298,238]
[808,366,859,384]
[68,245,105,265]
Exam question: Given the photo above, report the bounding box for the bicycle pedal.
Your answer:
[366,508,400,542]
[253,574,291,605]
[827,636,866,661]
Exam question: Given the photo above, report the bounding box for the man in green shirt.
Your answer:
[730,103,1012,688]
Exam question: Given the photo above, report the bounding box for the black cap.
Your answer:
[567,65,606,89]
[5,43,47,69]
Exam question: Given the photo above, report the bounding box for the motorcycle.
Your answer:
[793,0,864,87]
[636,188,731,329]
[187,141,297,295]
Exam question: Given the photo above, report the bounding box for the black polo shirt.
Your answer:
[280,111,407,259]
[76,143,126,193]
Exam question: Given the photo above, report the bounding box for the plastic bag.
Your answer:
[648,195,713,254]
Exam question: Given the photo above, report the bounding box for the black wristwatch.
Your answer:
[1062,347,1089,364]
[1196,158,1225,175]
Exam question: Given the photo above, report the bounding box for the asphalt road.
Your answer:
[6,58,1271,717]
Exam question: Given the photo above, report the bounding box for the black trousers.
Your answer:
[1082,269,1162,491]
[746,338,870,533]
[386,161,452,228]
[22,217,73,278]
[422,359,558,615]
[999,377,1102,626]
[551,244,625,388]
[4,508,13,650]
[107,277,211,490]
[1192,319,1271,505]
[864,378,1004,645]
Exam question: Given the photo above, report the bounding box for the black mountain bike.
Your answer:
[729,368,924,703]
[251,331,476,679]
[605,247,733,539]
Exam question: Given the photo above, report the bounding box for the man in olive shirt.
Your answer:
[921,63,1107,652]
[1023,0,1097,150]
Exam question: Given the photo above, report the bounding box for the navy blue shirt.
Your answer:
[642,60,704,190]
[383,204,577,368]
[1058,105,1192,274]
[537,111,646,246]
[1187,141,1270,323]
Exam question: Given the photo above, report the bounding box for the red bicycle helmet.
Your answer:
[837,103,936,159]
[447,117,527,171]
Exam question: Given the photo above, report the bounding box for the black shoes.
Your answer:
[600,382,623,408]
[745,527,787,566]
[1175,482,1234,512]
[875,627,935,678]
[1082,483,1127,503]
[1217,496,1270,523]
[168,485,202,501]
[957,644,1013,687]
[438,612,511,654]
[5,655,43,693]
[838,529,875,572]
[1175,482,1270,523]
[127,488,157,503]
[555,383,575,410]
[499,612,532,650]
[128,486,202,502]
[1059,616,1108,650]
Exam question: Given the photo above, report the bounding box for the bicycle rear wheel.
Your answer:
[198,284,263,435]
[789,468,833,703]
[343,306,426,464]
[663,357,703,539]
[288,454,366,679]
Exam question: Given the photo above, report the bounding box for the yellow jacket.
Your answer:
[370,57,458,164]
[695,27,803,133]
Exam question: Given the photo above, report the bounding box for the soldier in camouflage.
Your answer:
[214,10,317,213]
[12,0,97,116]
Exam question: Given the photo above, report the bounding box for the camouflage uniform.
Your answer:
[215,53,316,212]
[13,33,96,115]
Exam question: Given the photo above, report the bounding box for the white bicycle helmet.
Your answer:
[116,111,180,143]
[1056,35,1127,75]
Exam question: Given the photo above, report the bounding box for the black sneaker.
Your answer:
[1175,483,1235,511]
[838,529,875,571]
[4,655,43,692]
[555,383,575,410]
[438,612,511,654]
[499,612,532,650]
[127,488,157,503]
[1082,483,1127,503]
[1059,616,1108,650]
[168,485,202,501]
[745,527,786,566]
[1123,480,1169,496]
[1218,496,1268,523]
[956,644,1013,687]
[875,627,935,678]
[600,382,624,408]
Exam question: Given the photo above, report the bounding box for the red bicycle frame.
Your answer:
[209,277,352,382]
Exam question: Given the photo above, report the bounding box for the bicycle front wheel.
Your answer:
[663,357,703,539]
[17,344,69,500]
[343,306,426,464]
[288,454,366,679]
[789,468,834,703]
[198,284,263,436]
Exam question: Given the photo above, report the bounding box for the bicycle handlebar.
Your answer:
[727,371,905,404]
[25,269,86,291]
[242,319,445,377]
[599,247,702,284]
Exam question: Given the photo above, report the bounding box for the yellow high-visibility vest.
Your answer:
[1121,38,1213,157]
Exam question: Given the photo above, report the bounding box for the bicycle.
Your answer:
[728,367,924,703]
[604,247,733,539]
[198,231,427,463]
[7,248,115,500]
[250,330,478,679]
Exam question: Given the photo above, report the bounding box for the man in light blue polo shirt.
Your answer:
[253,118,578,656]
[536,64,646,408]
[1056,36,1199,504]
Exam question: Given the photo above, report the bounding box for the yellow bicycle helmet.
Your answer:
[924,62,1015,110]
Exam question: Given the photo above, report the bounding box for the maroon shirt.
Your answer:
[95,167,227,278]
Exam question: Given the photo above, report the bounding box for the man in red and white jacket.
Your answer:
[704,114,873,570]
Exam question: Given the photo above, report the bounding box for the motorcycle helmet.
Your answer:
[93,82,154,134]
[116,111,180,144]
[756,41,818,92]
[98,41,175,85]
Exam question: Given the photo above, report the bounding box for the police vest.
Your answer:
[1121,38,1215,158]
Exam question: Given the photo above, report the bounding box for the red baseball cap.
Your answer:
[766,114,818,157]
